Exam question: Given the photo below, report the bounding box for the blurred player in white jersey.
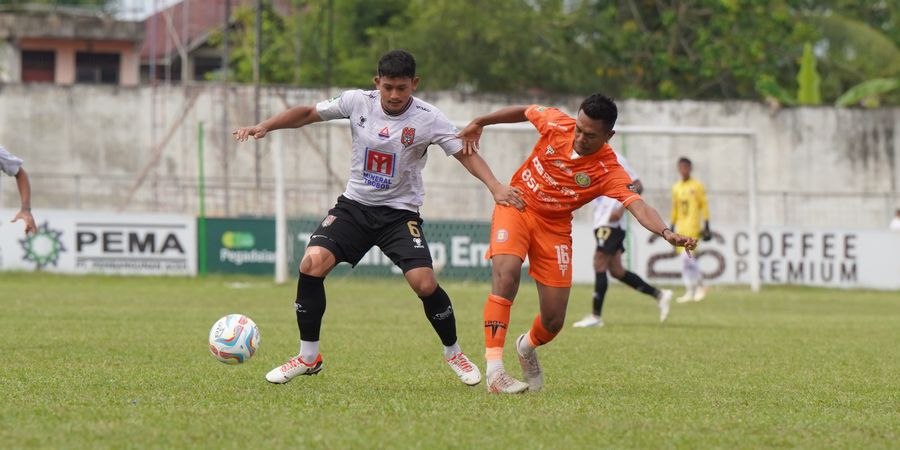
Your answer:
[0,145,36,234]
[233,50,523,386]
[573,154,672,328]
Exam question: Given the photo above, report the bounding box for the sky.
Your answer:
[114,0,182,20]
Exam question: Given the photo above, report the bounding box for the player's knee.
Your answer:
[541,314,565,334]
[410,276,437,297]
[299,248,333,277]
[610,266,626,279]
[493,271,520,299]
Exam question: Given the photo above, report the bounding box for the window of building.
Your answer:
[75,52,120,84]
[21,50,55,83]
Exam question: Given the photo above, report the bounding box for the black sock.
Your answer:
[295,273,326,342]
[593,271,608,316]
[621,271,661,298]
[419,285,457,347]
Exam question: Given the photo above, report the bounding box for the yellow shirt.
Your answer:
[671,178,709,238]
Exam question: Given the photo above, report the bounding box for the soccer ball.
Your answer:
[208,314,260,364]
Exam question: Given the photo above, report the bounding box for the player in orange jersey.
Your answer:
[458,94,697,393]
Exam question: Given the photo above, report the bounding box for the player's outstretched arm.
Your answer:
[457,105,530,153]
[12,167,36,234]
[453,152,525,211]
[626,199,697,251]
[233,106,323,142]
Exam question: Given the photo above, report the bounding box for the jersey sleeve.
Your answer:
[431,111,463,156]
[315,90,360,121]
[698,182,710,220]
[601,166,641,208]
[670,185,678,224]
[524,104,564,135]
[0,145,23,177]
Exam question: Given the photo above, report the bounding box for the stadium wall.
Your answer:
[0,84,897,229]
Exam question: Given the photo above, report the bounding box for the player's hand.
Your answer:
[663,229,697,252]
[456,121,483,155]
[12,209,36,235]
[233,125,268,142]
[493,185,526,211]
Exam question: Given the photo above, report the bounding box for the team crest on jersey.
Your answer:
[378,127,390,139]
[401,127,416,146]
[574,172,591,187]
[321,215,337,227]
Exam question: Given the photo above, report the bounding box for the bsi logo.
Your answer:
[19,221,66,269]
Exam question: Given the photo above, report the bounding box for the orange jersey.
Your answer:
[509,105,640,220]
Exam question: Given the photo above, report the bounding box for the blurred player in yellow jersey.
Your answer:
[671,157,711,302]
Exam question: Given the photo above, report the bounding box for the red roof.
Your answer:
[140,0,293,62]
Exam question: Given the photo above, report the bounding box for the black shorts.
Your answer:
[594,226,626,255]
[308,196,432,273]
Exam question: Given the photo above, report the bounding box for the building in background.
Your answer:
[140,0,293,83]
[0,4,143,86]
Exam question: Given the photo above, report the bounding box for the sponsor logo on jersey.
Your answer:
[551,159,572,175]
[356,116,366,128]
[627,183,640,194]
[547,121,569,131]
[415,104,432,113]
[321,215,337,227]
[378,127,390,139]
[401,127,416,146]
[574,172,591,187]
[536,106,547,112]
[412,237,424,249]
[364,148,395,189]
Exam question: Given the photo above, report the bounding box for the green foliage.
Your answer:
[835,78,900,107]
[796,42,822,105]
[213,0,898,104]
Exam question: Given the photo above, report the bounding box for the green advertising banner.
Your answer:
[287,218,499,281]
[202,218,276,274]
[200,216,522,281]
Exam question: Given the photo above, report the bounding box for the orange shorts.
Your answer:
[485,205,573,288]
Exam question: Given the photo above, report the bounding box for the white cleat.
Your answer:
[572,315,604,328]
[676,290,695,303]
[447,352,481,386]
[485,368,529,394]
[515,334,543,392]
[265,354,323,384]
[693,286,708,302]
[657,289,673,322]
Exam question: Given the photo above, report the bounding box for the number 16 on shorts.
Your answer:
[555,244,570,276]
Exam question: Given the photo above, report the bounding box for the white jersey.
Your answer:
[591,151,638,228]
[0,145,23,177]
[316,90,462,212]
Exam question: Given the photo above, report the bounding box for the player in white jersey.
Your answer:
[233,50,524,386]
[0,145,36,234]
[572,153,672,328]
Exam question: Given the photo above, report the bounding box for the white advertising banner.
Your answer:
[0,209,196,276]
[571,221,900,290]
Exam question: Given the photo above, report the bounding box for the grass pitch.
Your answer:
[2,272,898,449]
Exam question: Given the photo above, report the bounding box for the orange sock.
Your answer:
[484,294,513,362]
[527,314,559,347]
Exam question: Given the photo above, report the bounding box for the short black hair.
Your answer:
[579,94,618,130]
[378,50,416,79]
[678,157,693,166]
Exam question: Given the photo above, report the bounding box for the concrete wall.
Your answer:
[0,84,897,229]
